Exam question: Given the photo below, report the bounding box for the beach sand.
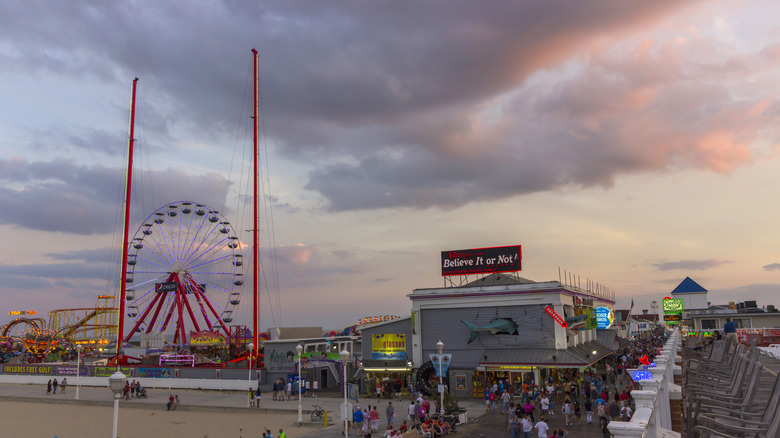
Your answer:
[1,400,302,438]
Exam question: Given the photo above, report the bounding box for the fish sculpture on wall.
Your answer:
[461,318,519,343]
[564,314,588,333]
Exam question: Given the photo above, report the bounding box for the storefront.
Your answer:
[358,317,414,397]
[410,258,617,399]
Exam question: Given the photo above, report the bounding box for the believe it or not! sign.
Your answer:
[441,245,521,276]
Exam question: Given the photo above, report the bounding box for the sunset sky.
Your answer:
[2,1,780,333]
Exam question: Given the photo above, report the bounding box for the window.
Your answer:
[700,319,718,330]
[732,319,750,329]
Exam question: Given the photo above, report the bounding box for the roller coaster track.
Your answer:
[58,308,116,339]
[1,318,45,337]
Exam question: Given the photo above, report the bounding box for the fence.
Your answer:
[608,327,682,438]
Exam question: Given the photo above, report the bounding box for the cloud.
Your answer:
[652,259,731,271]
[763,263,780,271]
[0,158,230,235]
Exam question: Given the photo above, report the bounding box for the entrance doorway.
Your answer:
[321,369,328,389]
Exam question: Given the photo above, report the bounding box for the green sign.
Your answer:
[664,314,681,325]
[662,298,684,314]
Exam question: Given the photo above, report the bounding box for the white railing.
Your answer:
[608,327,682,438]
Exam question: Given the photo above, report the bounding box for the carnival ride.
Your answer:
[121,201,244,346]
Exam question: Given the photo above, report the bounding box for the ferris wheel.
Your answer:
[123,201,244,345]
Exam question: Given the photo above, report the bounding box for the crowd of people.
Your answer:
[479,328,669,437]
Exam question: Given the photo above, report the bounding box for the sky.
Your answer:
[2,1,780,334]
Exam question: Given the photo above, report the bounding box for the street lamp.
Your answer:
[437,340,444,418]
[247,342,254,408]
[108,370,127,438]
[297,344,303,424]
[76,344,83,400]
[339,348,351,437]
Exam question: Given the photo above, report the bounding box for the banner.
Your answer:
[93,366,132,377]
[57,365,88,376]
[595,307,614,329]
[441,245,522,276]
[371,334,407,360]
[138,367,172,378]
[2,364,53,374]
[190,330,226,346]
[348,383,359,401]
[429,353,452,377]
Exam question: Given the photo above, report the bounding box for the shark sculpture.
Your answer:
[461,318,519,343]
[564,314,588,330]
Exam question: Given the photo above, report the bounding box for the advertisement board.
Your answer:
[441,245,522,276]
[2,364,53,374]
[57,366,88,376]
[138,367,172,378]
[371,334,407,360]
[595,307,614,329]
[94,366,132,377]
[664,314,681,325]
[662,298,684,314]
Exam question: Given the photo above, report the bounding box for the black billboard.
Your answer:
[441,245,522,276]
[155,282,178,293]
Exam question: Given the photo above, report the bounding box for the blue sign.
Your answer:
[430,353,452,377]
[630,370,653,381]
[595,307,614,329]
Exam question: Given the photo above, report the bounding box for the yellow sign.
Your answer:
[371,334,405,352]
[97,295,115,300]
[493,366,533,370]
[8,311,36,315]
[74,339,110,345]
[190,330,226,346]
[371,334,407,360]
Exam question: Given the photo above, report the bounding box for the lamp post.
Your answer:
[75,344,83,400]
[297,344,304,424]
[247,342,254,408]
[108,370,127,438]
[339,349,350,437]
[437,340,444,418]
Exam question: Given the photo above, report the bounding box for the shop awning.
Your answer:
[480,341,614,368]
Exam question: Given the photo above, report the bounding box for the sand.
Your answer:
[0,400,303,438]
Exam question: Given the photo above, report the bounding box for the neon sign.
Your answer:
[630,370,653,381]
[8,311,36,315]
[544,306,567,328]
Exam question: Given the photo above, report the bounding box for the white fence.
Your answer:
[608,327,682,438]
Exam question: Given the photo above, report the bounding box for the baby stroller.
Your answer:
[136,386,148,398]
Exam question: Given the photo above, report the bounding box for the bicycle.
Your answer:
[311,405,325,422]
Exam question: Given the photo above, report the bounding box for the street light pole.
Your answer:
[247,342,254,408]
[76,344,82,400]
[437,340,444,418]
[339,349,351,437]
[297,343,303,425]
[108,370,127,438]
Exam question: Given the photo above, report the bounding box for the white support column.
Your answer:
[649,364,671,430]
[608,390,657,438]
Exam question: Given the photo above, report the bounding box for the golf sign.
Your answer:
[662,298,684,314]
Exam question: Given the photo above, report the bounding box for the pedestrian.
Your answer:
[376,379,382,400]
[408,401,417,427]
[540,394,549,416]
[61,378,67,394]
[130,380,136,397]
[278,428,286,438]
[173,395,180,410]
[305,379,311,397]
[249,388,256,407]
[488,390,497,414]
[312,379,318,398]
[521,414,533,438]
[369,405,380,433]
[584,397,593,424]
[53,378,58,394]
[533,417,549,438]
[47,379,52,395]
[723,317,738,348]
[167,394,174,410]
[573,399,581,424]
[255,388,262,407]
[562,398,572,426]
[353,408,364,437]
[524,399,535,423]
[286,379,292,401]
[386,401,395,427]
[609,397,620,421]
[507,414,521,438]
[502,389,512,413]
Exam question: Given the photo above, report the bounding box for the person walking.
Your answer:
[47,379,52,395]
[61,378,68,394]
[52,378,58,394]
[723,318,738,348]
[507,414,521,438]
[386,402,395,428]
[584,397,593,425]
[562,399,572,426]
[533,417,549,438]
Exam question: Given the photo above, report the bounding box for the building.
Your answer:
[409,273,618,399]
